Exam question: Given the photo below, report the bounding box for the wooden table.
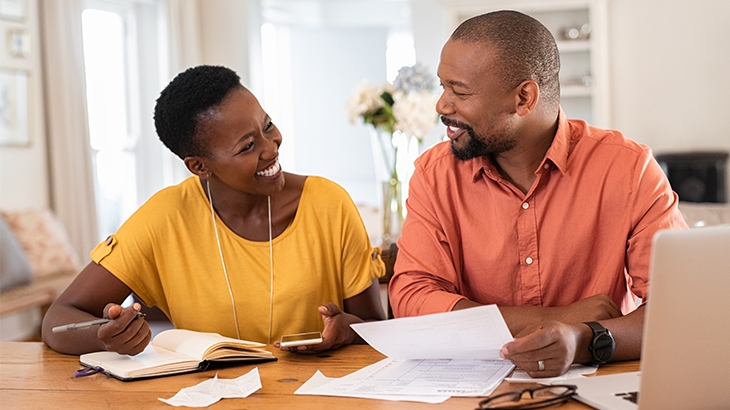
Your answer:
[0,342,639,409]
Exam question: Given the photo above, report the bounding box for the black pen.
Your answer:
[51,313,146,333]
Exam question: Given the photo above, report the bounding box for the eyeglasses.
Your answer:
[476,385,577,409]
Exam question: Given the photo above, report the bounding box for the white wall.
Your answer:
[608,0,730,155]
[198,0,259,90]
[0,0,49,211]
[289,26,388,205]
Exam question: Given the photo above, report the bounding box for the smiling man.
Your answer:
[388,11,686,377]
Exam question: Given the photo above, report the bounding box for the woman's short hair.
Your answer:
[154,65,243,159]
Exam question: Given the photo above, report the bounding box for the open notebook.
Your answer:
[80,329,276,381]
[562,225,730,409]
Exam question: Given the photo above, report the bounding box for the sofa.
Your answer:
[0,208,81,340]
[677,201,730,228]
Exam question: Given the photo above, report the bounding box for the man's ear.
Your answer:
[514,80,540,116]
[184,157,210,178]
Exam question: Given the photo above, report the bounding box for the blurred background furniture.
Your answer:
[677,202,730,228]
[0,209,81,340]
[656,151,728,203]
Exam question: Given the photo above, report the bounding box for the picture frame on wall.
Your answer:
[6,28,30,58]
[0,68,30,147]
[0,0,26,21]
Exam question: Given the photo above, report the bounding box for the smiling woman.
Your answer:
[41,65,387,357]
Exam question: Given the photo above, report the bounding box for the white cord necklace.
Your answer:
[207,179,274,343]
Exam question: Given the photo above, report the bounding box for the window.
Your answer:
[81,6,138,240]
[386,31,415,83]
[81,0,163,241]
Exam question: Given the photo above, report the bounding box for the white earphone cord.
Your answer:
[207,179,274,343]
[267,195,274,345]
[207,179,241,339]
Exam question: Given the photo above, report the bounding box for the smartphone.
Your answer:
[279,331,323,347]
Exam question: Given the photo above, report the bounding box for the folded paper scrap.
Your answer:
[296,305,515,402]
[159,368,262,407]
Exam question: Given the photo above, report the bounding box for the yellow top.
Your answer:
[91,176,384,343]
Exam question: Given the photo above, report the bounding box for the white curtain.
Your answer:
[165,0,203,72]
[159,0,204,185]
[39,0,98,261]
[37,0,208,259]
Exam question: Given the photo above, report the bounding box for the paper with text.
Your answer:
[300,357,513,398]
[297,305,516,401]
[350,304,514,359]
[295,370,450,403]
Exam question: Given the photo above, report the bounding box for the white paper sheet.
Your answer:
[159,368,262,407]
[301,357,514,398]
[350,304,514,359]
[298,305,516,401]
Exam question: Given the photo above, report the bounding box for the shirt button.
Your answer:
[526,257,533,264]
[543,163,550,170]
[522,202,529,209]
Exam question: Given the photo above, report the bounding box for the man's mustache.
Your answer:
[441,116,471,131]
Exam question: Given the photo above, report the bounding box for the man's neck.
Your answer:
[491,117,559,195]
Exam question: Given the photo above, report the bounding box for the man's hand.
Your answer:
[97,302,151,356]
[499,321,584,378]
[274,303,359,354]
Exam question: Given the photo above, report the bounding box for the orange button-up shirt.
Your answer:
[390,112,687,318]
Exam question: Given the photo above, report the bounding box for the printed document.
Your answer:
[296,305,515,401]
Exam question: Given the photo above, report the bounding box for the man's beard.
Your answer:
[444,118,516,161]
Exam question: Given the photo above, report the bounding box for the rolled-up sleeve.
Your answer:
[389,159,466,317]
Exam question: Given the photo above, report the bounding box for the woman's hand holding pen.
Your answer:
[97,302,151,356]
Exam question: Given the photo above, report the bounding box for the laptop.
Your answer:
[563,224,730,410]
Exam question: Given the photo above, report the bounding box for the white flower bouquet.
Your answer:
[345,63,438,142]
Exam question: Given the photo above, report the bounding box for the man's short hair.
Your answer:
[451,10,560,106]
[154,65,243,159]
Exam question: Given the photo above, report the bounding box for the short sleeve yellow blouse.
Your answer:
[91,176,384,343]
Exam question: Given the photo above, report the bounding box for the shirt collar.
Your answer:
[542,107,570,176]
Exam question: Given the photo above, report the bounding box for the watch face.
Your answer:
[593,333,616,362]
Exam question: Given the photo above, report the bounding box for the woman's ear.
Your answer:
[184,157,211,178]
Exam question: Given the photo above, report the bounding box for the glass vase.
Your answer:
[381,171,404,245]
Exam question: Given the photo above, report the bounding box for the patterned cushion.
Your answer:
[0,209,81,279]
[0,215,34,292]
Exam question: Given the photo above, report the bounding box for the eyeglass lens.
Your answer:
[478,385,575,409]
